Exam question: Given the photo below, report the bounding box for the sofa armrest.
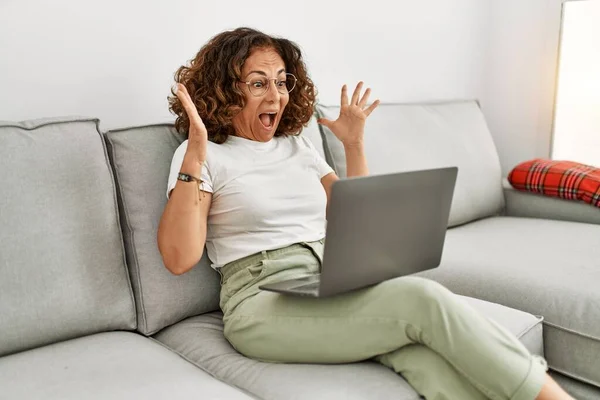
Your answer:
[502,179,600,225]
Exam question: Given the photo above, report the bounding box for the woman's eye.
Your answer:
[277,80,287,87]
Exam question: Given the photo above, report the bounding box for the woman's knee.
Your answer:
[396,276,454,306]
[223,318,262,360]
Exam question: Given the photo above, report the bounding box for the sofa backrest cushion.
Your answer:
[317,100,505,227]
[0,117,136,356]
[105,123,219,335]
[104,115,326,335]
[300,113,327,161]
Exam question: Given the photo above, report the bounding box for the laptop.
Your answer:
[258,166,458,298]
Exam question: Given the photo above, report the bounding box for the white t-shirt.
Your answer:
[167,134,335,269]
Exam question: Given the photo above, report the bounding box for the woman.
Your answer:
[157,27,571,400]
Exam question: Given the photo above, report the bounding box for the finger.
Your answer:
[340,84,348,106]
[176,84,204,128]
[364,99,381,117]
[351,81,363,105]
[358,87,371,108]
[176,84,196,114]
[317,118,333,129]
[175,84,195,114]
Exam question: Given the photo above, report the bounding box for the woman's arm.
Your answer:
[321,143,368,207]
[344,142,368,178]
[319,81,379,208]
[158,157,212,275]
[158,83,211,275]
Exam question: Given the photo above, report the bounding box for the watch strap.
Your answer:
[177,172,202,184]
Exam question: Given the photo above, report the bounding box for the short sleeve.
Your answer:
[166,140,214,199]
[301,135,334,178]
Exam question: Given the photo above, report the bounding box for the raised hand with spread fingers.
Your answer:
[317,81,380,147]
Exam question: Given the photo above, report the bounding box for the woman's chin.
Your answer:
[260,134,275,142]
[256,124,277,141]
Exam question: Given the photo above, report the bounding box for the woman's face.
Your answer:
[232,47,289,142]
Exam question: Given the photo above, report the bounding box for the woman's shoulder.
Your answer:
[286,133,310,146]
[289,133,320,152]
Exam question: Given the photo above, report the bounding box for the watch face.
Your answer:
[178,173,190,182]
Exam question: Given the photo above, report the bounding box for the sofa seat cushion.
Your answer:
[154,299,542,400]
[0,331,252,400]
[418,216,600,387]
[317,100,505,227]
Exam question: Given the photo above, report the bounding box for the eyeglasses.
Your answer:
[239,73,297,97]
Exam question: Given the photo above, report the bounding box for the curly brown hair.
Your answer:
[168,27,317,144]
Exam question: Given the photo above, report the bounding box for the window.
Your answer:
[551,0,600,166]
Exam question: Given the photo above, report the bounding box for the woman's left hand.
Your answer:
[317,82,380,147]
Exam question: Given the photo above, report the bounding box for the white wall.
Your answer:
[480,0,563,173]
[552,0,600,166]
[0,0,490,132]
[1,0,568,174]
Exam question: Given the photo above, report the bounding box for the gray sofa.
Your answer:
[0,100,598,399]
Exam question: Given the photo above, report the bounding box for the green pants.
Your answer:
[219,240,548,400]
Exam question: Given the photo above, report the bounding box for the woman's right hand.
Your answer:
[158,83,212,276]
[175,83,208,168]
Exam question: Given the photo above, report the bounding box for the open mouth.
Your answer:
[259,112,277,129]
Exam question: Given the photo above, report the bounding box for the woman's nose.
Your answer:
[264,80,281,101]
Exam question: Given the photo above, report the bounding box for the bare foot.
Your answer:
[535,374,574,400]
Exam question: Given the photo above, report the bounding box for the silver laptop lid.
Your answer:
[319,167,458,297]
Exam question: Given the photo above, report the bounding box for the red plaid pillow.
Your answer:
[508,158,600,208]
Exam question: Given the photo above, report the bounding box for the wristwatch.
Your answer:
[177,172,202,184]
[177,173,205,200]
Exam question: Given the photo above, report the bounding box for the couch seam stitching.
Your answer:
[147,336,261,399]
[97,122,137,330]
[516,315,544,339]
[543,321,600,341]
[105,131,148,332]
[548,365,600,388]
[0,116,99,130]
